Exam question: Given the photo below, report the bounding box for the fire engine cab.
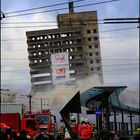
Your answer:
[24,109,57,134]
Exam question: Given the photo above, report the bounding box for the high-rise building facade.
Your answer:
[26,2,103,91]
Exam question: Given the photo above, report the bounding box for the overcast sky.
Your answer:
[1,0,139,91]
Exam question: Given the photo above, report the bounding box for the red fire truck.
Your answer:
[24,109,57,136]
[0,113,40,139]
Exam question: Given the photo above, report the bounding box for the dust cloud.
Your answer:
[31,74,102,113]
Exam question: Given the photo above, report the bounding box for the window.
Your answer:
[39,59,42,63]
[46,58,50,62]
[45,51,49,54]
[76,63,83,66]
[77,39,81,43]
[44,36,47,39]
[33,45,36,48]
[90,60,93,64]
[70,56,73,59]
[39,52,41,55]
[96,59,100,63]
[50,50,53,53]
[91,68,94,71]
[70,48,74,52]
[95,44,98,48]
[88,38,91,41]
[26,120,37,128]
[97,67,100,70]
[69,33,72,37]
[89,53,92,56]
[89,45,92,49]
[95,52,99,56]
[77,47,82,50]
[35,115,50,124]
[87,30,91,33]
[48,35,51,39]
[50,42,53,46]
[93,29,97,33]
[58,49,61,53]
[38,44,41,48]
[45,43,48,47]
[34,60,37,63]
[69,40,73,44]
[33,53,36,56]
[94,37,98,41]
[32,37,35,40]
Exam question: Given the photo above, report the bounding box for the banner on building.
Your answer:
[51,52,70,84]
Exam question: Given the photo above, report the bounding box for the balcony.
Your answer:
[29,62,51,68]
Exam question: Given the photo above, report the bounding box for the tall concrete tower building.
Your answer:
[26,2,103,91]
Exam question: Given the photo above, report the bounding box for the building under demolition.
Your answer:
[26,2,103,91]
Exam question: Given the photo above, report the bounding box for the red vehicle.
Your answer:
[24,109,57,135]
[0,113,40,139]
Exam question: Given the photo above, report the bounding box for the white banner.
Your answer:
[51,52,70,84]
[51,52,68,66]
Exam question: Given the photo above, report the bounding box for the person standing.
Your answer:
[78,118,90,140]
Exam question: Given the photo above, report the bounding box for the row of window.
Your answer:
[88,37,98,41]
[91,66,100,71]
[87,29,97,34]
[89,52,100,56]
[30,32,81,41]
[30,43,98,51]
[30,50,99,60]
[89,44,99,49]
[30,39,81,49]
[31,58,100,64]
[31,47,79,56]
[30,46,83,56]
[90,59,100,64]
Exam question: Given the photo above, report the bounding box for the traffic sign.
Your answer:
[95,109,102,116]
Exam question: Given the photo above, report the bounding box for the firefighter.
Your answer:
[78,118,90,140]
[0,123,10,140]
[91,124,96,140]
[85,118,93,140]
[70,116,77,134]
[17,130,31,140]
[60,125,65,140]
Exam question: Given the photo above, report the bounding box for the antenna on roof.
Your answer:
[68,0,74,13]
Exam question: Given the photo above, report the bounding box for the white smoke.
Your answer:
[119,88,139,108]
[30,74,102,121]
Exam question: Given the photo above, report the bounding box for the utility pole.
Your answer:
[41,98,43,111]
[27,95,32,112]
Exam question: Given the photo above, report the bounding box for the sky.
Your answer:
[1,0,139,92]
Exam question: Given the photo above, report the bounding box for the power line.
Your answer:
[1,21,57,24]
[4,0,121,18]
[1,26,138,41]
[100,27,138,32]
[1,25,58,29]
[5,0,87,15]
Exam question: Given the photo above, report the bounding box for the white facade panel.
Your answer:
[0,103,24,118]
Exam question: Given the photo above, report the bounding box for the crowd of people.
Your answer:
[1,119,120,140]
[70,116,96,140]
